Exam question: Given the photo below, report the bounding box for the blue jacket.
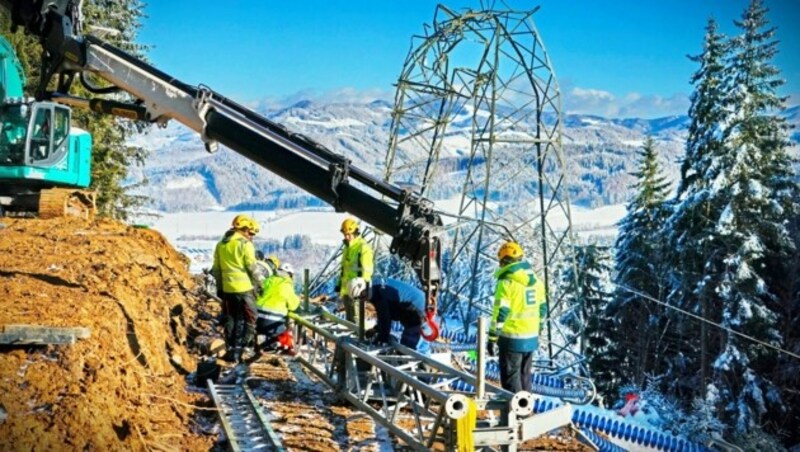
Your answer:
[369,277,426,342]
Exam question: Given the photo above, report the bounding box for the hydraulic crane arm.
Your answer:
[0,0,443,303]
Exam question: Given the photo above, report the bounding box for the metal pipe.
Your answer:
[339,341,453,405]
[303,268,310,312]
[358,297,365,341]
[477,316,486,399]
[393,342,514,399]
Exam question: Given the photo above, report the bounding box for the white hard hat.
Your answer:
[348,277,367,299]
[278,263,294,276]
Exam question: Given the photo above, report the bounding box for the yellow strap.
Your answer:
[456,397,477,452]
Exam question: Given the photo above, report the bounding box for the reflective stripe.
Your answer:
[257,310,285,322]
[499,331,538,340]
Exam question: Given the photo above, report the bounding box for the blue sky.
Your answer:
[139,1,799,118]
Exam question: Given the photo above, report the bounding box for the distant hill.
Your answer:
[128,101,799,212]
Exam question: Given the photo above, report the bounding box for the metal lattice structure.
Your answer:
[382,4,580,366]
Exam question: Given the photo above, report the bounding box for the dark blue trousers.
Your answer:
[498,342,533,393]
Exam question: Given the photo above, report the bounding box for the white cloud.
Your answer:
[564,86,690,118]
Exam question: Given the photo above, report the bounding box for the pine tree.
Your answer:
[1,0,149,219]
[611,136,672,386]
[567,243,617,395]
[710,0,799,435]
[666,0,798,439]
[662,18,731,401]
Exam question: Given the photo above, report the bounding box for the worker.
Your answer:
[336,218,374,325]
[211,214,264,363]
[255,251,280,280]
[487,241,546,393]
[255,263,300,356]
[348,277,428,352]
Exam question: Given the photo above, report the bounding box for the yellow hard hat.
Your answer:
[498,241,524,261]
[340,218,359,234]
[232,214,250,228]
[232,214,257,234]
[266,255,280,268]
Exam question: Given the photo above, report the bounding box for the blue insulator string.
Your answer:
[579,428,627,452]
[442,377,706,452]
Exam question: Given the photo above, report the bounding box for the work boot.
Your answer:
[231,347,243,364]
[241,347,259,362]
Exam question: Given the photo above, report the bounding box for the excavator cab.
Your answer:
[0,101,71,166]
[0,36,94,218]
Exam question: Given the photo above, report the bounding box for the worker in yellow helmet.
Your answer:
[211,214,264,363]
[488,241,546,393]
[255,262,300,356]
[336,218,374,325]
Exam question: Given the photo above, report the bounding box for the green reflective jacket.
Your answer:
[211,230,259,293]
[489,261,546,353]
[338,236,374,297]
[256,274,299,320]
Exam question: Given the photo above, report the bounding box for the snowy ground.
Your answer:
[142,202,627,273]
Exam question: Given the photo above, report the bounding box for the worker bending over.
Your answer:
[349,277,428,352]
[255,263,300,355]
[211,214,265,363]
[488,241,546,393]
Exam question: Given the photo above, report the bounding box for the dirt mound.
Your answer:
[0,217,214,450]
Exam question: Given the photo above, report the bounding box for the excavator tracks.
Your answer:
[207,380,284,451]
[38,188,96,220]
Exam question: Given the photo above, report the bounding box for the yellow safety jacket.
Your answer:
[489,261,546,353]
[211,230,260,293]
[338,236,374,297]
[256,275,300,322]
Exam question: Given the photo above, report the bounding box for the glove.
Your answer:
[487,340,497,357]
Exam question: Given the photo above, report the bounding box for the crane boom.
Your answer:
[0,0,443,303]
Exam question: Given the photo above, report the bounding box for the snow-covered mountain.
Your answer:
[128,101,799,212]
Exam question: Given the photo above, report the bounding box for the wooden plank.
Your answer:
[0,324,91,345]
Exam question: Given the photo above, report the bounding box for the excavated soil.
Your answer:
[0,217,214,451]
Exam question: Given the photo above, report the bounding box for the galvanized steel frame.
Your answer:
[290,309,573,451]
[382,4,581,366]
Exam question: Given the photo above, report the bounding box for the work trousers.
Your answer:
[399,323,421,349]
[343,294,360,325]
[256,318,287,348]
[498,342,533,393]
[222,291,257,350]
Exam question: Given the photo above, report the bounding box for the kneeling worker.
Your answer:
[348,277,427,351]
[255,262,300,355]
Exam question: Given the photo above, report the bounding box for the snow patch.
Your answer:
[165,176,205,190]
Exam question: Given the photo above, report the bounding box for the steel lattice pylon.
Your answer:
[382,4,580,367]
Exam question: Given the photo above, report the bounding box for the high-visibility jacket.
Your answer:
[489,261,546,353]
[211,230,260,294]
[338,236,374,297]
[255,275,300,322]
